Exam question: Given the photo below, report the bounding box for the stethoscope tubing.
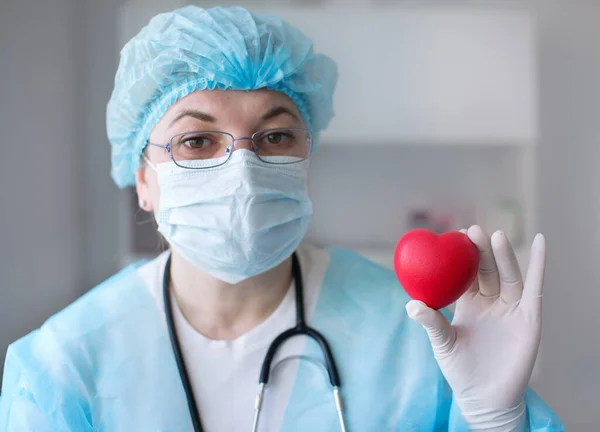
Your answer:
[163,252,347,432]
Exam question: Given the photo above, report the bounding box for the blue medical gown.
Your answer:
[0,248,564,431]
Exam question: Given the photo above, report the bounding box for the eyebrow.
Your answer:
[260,106,301,123]
[168,105,301,129]
[168,109,217,128]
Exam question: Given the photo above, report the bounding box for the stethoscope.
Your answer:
[162,252,348,432]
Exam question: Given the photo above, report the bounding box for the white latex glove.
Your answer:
[406,225,546,432]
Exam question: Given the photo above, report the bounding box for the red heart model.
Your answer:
[394,229,479,310]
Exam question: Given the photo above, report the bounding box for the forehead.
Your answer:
[162,88,300,120]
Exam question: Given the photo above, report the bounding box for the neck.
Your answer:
[169,249,293,340]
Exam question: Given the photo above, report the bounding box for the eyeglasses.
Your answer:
[146,127,313,169]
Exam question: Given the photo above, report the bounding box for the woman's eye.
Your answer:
[182,137,212,149]
[267,133,283,144]
[263,132,293,145]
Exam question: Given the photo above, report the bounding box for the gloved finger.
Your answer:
[467,225,500,297]
[491,231,524,304]
[406,300,456,357]
[521,233,546,314]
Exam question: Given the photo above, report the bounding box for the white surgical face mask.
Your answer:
[153,150,312,284]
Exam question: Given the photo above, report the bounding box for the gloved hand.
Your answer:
[406,225,545,432]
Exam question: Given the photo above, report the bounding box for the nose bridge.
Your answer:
[231,136,255,152]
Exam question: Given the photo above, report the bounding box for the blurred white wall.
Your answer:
[0,0,127,386]
[0,0,85,380]
[535,0,600,430]
[79,0,127,286]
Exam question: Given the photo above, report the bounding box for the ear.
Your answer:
[135,165,153,212]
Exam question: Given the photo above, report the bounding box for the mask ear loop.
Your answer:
[142,153,158,172]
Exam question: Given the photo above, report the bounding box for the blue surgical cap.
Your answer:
[106,5,338,188]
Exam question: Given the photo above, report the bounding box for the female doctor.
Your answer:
[0,5,563,432]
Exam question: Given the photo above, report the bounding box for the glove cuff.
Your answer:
[459,400,527,432]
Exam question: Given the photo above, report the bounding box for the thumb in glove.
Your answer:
[405,300,456,357]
